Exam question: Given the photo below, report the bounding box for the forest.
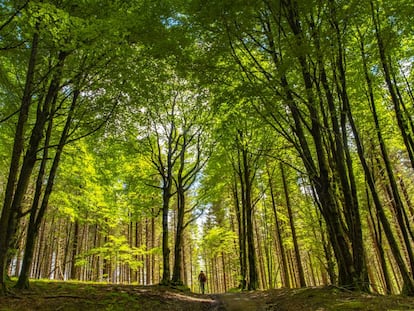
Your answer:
[1,0,414,299]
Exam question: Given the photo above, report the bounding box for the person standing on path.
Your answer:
[198,271,207,294]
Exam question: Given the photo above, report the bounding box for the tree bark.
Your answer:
[367,206,393,294]
[370,0,414,170]
[267,165,290,288]
[280,163,306,287]
[233,174,247,290]
[16,89,79,289]
[357,30,414,294]
[171,189,185,284]
[70,220,79,280]
[238,131,259,290]
[344,81,414,295]
[0,31,38,293]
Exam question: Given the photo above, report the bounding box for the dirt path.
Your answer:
[210,292,269,311]
[3,281,414,311]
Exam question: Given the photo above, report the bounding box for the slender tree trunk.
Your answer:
[70,220,79,280]
[367,208,393,294]
[182,236,187,285]
[137,221,142,284]
[261,198,273,289]
[345,89,414,294]
[172,190,185,284]
[376,157,414,273]
[254,217,266,289]
[15,107,54,289]
[317,214,336,285]
[399,177,414,220]
[233,176,247,290]
[145,218,151,285]
[327,0,368,290]
[159,132,175,284]
[102,233,109,281]
[92,224,99,282]
[239,142,258,290]
[266,0,363,290]
[370,0,414,170]
[0,31,39,293]
[35,219,47,279]
[367,72,414,274]
[358,32,414,292]
[151,212,156,284]
[161,190,171,284]
[137,221,140,284]
[221,252,227,292]
[16,89,78,289]
[6,52,66,277]
[267,165,290,288]
[307,252,316,286]
[280,163,306,287]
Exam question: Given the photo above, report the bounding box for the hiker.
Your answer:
[198,271,207,294]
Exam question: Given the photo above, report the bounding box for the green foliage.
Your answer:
[76,235,145,271]
[1,0,414,295]
[201,226,237,257]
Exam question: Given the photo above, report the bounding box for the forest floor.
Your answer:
[1,280,414,310]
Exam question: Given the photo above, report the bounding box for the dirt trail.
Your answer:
[3,282,414,311]
[210,292,269,311]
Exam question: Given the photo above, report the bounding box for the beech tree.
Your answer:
[133,71,212,284]
[1,0,414,297]
[0,0,167,291]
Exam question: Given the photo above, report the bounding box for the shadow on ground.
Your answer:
[1,281,414,311]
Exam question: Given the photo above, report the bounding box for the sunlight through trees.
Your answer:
[1,0,414,296]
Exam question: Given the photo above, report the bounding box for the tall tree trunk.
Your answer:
[399,177,414,221]
[370,0,414,170]
[182,235,187,285]
[366,48,414,273]
[6,51,66,262]
[92,224,99,282]
[16,89,78,289]
[221,252,227,292]
[260,0,365,290]
[172,138,187,285]
[159,129,175,285]
[327,0,368,291]
[70,220,79,280]
[0,31,39,293]
[280,163,306,287]
[254,217,266,289]
[161,189,171,284]
[15,102,54,289]
[261,197,273,289]
[376,157,414,273]
[316,211,336,285]
[151,212,156,284]
[358,32,414,293]
[233,175,247,290]
[145,218,151,285]
[344,83,414,295]
[367,205,393,294]
[102,233,109,282]
[2,51,66,293]
[239,140,258,290]
[172,190,185,284]
[267,166,290,288]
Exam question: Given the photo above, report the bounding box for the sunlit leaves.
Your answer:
[76,235,146,271]
[201,226,237,257]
